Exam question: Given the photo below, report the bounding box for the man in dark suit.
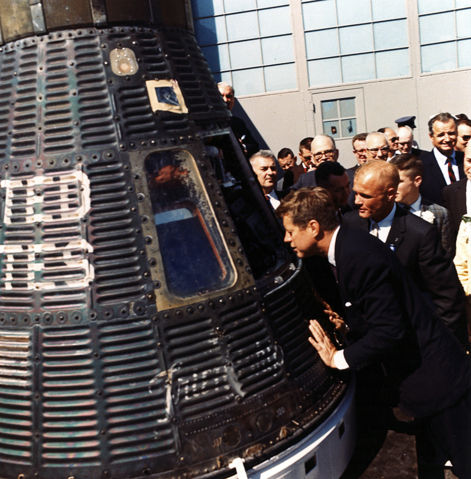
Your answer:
[277,187,471,477]
[315,161,352,213]
[249,150,284,210]
[443,142,471,247]
[344,160,467,345]
[419,112,464,205]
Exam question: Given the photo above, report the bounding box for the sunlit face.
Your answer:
[326,173,351,209]
[251,156,277,193]
[354,172,396,221]
[311,137,338,166]
[397,127,413,154]
[383,128,399,154]
[282,215,318,258]
[278,154,296,171]
[456,123,471,152]
[429,119,457,155]
[366,134,390,161]
[464,145,471,181]
[352,139,368,165]
[396,170,420,205]
[218,84,235,110]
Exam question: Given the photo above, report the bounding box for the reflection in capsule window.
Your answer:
[145,150,235,297]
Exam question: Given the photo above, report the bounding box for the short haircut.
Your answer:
[315,161,346,187]
[377,127,387,133]
[249,149,276,166]
[428,112,456,134]
[277,187,339,231]
[355,159,400,189]
[277,147,294,159]
[456,114,471,128]
[217,81,234,94]
[299,137,313,151]
[352,132,367,147]
[389,154,423,178]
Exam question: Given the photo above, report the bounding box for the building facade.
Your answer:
[191,0,471,166]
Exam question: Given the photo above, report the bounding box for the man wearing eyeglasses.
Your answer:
[291,134,339,190]
[456,117,471,153]
[378,127,399,159]
[366,131,390,161]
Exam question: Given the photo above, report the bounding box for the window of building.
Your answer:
[191,0,296,95]
[302,0,410,87]
[418,0,471,72]
[321,98,357,139]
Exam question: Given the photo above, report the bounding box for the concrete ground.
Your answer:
[340,409,458,479]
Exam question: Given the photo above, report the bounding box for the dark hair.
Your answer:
[389,154,423,178]
[428,112,456,135]
[315,161,346,187]
[352,132,367,146]
[277,187,339,231]
[456,114,471,128]
[377,127,387,133]
[299,137,313,151]
[277,147,294,159]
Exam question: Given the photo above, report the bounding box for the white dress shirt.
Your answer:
[433,147,460,185]
[369,203,396,243]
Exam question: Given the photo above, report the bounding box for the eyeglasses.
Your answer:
[313,149,335,159]
[367,146,390,154]
[353,148,367,154]
[389,137,399,142]
[461,135,471,141]
[398,141,412,146]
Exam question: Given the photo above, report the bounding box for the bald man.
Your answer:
[344,160,468,345]
[366,132,390,161]
[378,126,399,158]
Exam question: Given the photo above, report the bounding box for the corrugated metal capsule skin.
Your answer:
[0,1,351,478]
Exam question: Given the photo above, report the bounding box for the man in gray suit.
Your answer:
[390,154,453,257]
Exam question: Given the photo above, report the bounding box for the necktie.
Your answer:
[370,220,379,238]
[447,157,456,183]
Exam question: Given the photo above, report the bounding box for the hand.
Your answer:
[323,306,348,335]
[308,320,337,368]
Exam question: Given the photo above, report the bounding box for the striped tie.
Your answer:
[447,157,456,183]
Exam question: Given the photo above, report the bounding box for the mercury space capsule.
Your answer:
[0,1,355,478]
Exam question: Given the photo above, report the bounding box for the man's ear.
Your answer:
[414,175,422,188]
[386,186,397,201]
[307,219,320,237]
[333,149,339,161]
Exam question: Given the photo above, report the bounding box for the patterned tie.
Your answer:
[447,157,457,183]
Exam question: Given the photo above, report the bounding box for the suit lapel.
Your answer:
[386,207,406,249]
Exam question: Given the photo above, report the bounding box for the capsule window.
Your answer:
[145,150,236,297]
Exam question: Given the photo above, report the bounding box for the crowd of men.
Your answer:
[218,82,471,478]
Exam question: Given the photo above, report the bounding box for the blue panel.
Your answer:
[337,0,371,26]
[264,64,296,91]
[224,0,257,13]
[202,44,231,72]
[305,29,339,59]
[376,49,410,78]
[191,0,225,17]
[341,118,357,137]
[420,13,455,44]
[194,17,227,45]
[457,0,471,7]
[374,20,408,50]
[339,24,373,55]
[259,6,292,36]
[372,0,406,20]
[457,9,471,38]
[226,11,259,41]
[421,43,456,72]
[323,120,340,138]
[308,58,342,86]
[339,98,355,117]
[458,39,471,67]
[258,0,289,7]
[302,0,337,31]
[229,40,262,69]
[321,100,338,120]
[418,0,453,15]
[262,36,294,64]
[232,67,265,94]
[342,53,375,82]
